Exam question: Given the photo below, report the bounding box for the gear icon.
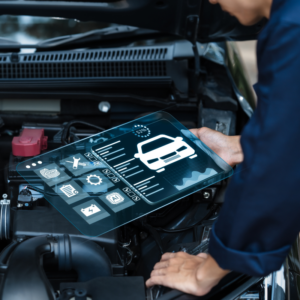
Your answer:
[86,174,102,186]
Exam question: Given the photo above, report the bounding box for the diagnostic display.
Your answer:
[17,112,233,236]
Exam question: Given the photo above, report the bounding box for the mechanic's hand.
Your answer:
[190,127,243,167]
[146,252,229,296]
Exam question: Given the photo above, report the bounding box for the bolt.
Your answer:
[75,289,87,297]
[203,192,210,199]
[64,289,74,297]
[98,101,111,113]
[54,291,60,298]
[140,231,148,240]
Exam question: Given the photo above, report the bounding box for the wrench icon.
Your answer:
[66,157,87,169]
[73,157,81,169]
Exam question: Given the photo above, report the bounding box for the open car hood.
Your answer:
[0,0,266,43]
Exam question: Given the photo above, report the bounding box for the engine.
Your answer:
[0,50,239,297]
[0,112,228,300]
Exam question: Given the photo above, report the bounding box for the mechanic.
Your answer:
[146,0,300,295]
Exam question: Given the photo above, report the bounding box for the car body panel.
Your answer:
[226,42,257,111]
[0,0,267,43]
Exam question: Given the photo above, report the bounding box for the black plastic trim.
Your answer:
[0,46,189,93]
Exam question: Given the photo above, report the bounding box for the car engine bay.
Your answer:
[0,41,254,300]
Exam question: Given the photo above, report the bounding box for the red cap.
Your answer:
[12,128,48,157]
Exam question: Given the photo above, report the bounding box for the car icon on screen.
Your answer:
[134,134,195,172]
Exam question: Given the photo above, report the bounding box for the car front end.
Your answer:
[0,1,294,300]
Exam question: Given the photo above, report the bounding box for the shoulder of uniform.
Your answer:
[272,0,300,26]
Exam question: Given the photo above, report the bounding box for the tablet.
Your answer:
[17,112,233,236]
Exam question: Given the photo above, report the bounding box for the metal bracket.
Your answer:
[10,53,19,63]
[1,194,10,205]
[0,194,10,240]
[0,200,10,205]
[185,15,201,95]
[185,15,199,44]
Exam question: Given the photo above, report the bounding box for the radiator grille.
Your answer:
[0,61,167,79]
[21,48,169,62]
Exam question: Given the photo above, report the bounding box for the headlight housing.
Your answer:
[147,158,159,164]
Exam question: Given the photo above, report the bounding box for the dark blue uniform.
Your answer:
[209,0,300,276]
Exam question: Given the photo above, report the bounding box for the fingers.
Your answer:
[151,268,170,276]
[160,251,191,262]
[147,261,176,288]
[160,252,176,261]
[189,128,199,138]
[197,253,208,259]
[154,256,181,270]
[146,268,177,289]
[189,127,216,141]
[146,276,165,288]
[154,252,205,272]
[154,261,169,270]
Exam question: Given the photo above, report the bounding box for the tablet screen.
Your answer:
[17,112,233,236]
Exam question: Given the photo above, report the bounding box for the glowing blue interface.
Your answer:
[17,112,233,236]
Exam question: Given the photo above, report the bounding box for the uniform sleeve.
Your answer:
[209,21,300,276]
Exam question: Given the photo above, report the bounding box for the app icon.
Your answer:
[61,153,96,176]
[79,170,114,193]
[86,174,102,186]
[65,157,87,169]
[60,184,79,198]
[102,169,111,174]
[40,168,60,179]
[123,187,131,193]
[106,192,124,205]
[98,189,135,212]
[73,200,110,224]
[85,152,101,165]
[134,134,195,173]
[35,163,71,187]
[81,204,101,217]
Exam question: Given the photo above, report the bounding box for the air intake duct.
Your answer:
[0,235,112,300]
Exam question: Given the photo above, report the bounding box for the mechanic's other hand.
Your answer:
[146,252,229,296]
[190,127,243,167]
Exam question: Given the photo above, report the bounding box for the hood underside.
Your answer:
[0,0,266,43]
